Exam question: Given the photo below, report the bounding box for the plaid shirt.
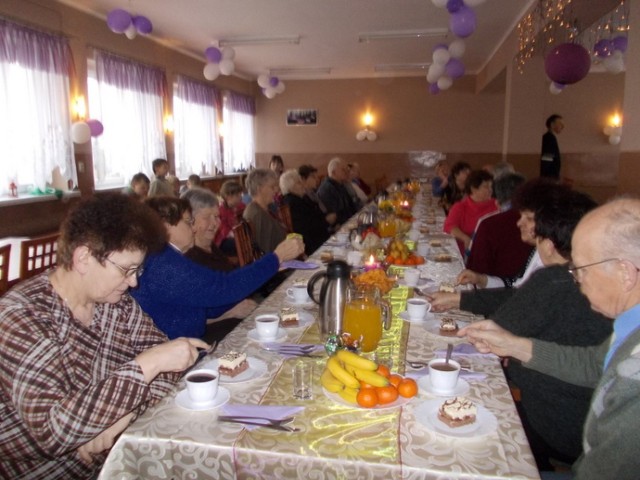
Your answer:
[0,273,179,479]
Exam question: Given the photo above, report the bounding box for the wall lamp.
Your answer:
[73,96,86,120]
[603,113,622,145]
[356,112,377,141]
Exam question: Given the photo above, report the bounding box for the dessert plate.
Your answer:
[202,357,268,384]
[322,387,413,410]
[399,311,436,324]
[414,399,497,438]
[284,297,315,308]
[175,387,230,411]
[280,311,314,329]
[422,319,469,337]
[417,377,470,397]
[247,328,287,343]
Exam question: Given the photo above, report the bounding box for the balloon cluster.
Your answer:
[106,9,153,40]
[431,0,485,37]
[257,74,285,99]
[593,36,627,74]
[71,120,104,144]
[203,47,236,80]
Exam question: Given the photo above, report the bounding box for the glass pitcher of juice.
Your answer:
[377,213,397,238]
[342,284,391,352]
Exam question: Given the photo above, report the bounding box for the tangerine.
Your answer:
[360,380,375,389]
[376,385,399,404]
[376,364,391,378]
[398,378,418,398]
[357,387,378,408]
[388,374,403,389]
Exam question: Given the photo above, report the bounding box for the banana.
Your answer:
[350,368,389,388]
[336,349,377,371]
[338,386,359,405]
[327,356,360,389]
[321,368,344,393]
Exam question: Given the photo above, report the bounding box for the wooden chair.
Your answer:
[19,232,59,280]
[277,203,293,233]
[232,221,262,267]
[0,244,10,295]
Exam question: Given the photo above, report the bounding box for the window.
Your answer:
[0,19,77,196]
[88,51,166,189]
[222,91,255,173]
[173,76,221,178]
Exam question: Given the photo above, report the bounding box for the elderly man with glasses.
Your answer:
[460,197,640,479]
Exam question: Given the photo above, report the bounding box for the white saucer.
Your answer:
[417,377,470,397]
[280,310,314,329]
[399,311,435,324]
[284,297,315,308]
[202,357,268,384]
[397,278,431,288]
[175,387,230,411]
[247,328,287,343]
[414,399,498,438]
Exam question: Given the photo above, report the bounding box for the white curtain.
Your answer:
[173,76,221,178]
[89,51,165,188]
[0,19,76,195]
[222,91,255,173]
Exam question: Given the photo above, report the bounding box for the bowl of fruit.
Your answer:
[384,238,425,267]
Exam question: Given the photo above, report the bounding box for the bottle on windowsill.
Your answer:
[9,181,18,198]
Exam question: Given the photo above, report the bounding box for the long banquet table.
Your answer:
[99,186,540,479]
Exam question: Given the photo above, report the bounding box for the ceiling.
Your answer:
[58,0,534,81]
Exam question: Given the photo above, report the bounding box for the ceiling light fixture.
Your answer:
[358,29,448,43]
[374,63,431,72]
[218,35,301,47]
[268,67,332,77]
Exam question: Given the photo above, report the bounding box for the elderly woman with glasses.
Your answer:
[132,196,303,341]
[0,195,208,479]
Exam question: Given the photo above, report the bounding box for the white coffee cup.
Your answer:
[255,314,280,340]
[408,229,421,242]
[428,359,461,393]
[185,368,219,404]
[403,268,420,287]
[406,298,431,319]
[333,247,347,259]
[416,241,429,257]
[286,284,309,304]
[347,250,363,266]
[335,232,349,244]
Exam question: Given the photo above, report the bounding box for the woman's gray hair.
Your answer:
[181,187,218,215]
[280,169,301,195]
[246,168,277,197]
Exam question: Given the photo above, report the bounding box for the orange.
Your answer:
[357,387,378,408]
[376,364,391,378]
[376,385,399,404]
[388,374,403,389]
[360,380,375,389]
[398,378,418,398]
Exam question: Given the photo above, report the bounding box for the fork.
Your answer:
[264,344,319,354]
[183,340,219,376]
[217,415,294,426]
[217,417,300,432]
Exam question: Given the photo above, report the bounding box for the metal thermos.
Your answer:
[307,260,352,340]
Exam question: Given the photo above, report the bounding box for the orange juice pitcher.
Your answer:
[342,284,391,352]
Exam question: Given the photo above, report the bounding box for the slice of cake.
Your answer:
[439,317,459,336]
[429,240,442,247]
[280,307,300,328]
[218,351,249,377]
[438,396,477,428]
[439,282,456,293]
[434,253,452,262]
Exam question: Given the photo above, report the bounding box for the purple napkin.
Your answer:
[280,260,319,270]
[221,404,304,430]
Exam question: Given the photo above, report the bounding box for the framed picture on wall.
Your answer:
[287,109,318,126]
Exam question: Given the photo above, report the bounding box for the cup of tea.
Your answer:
[406,298,431,319]
[255,314,280,340]
[403,268,420,287]
[286,284,309,304]
[416,241,429,257]
[185,368,219,404]
[408,229,421,242]
[335,232,349,244]
[347,250,363,267]
[428,359,461,393]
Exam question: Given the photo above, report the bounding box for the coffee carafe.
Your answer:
[307,260,352,340]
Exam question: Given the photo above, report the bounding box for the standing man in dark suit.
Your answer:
[540,114,564,179]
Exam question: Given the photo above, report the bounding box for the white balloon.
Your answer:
[604,55,624,74]
[549,82,563,95]
[264,87,277,99]
[366,131,378,141]
[219,59,235,75]
[274,81,285,94]
[603,125,613,136]
[203,63,220,80]
[124,24,137,40]
[427,63,445,83]
[448,39,466,59]
[463,0,486,6]
[257,74,270,88]
[437,75,453,90]
[356,130,367,141]
[433,48,451,65]
[609,135,621,145]
[71,122,91,144]
[222,47,236,60]
[431,0,448,7]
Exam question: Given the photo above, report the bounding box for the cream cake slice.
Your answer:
[280,307,300,327]
[437,396,477,428]
[218,351,249,377]
[439,317,459,336]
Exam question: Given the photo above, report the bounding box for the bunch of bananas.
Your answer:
[386,238,410,262]
[320,349,389,405]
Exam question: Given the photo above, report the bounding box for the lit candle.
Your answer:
[364,254,380,271]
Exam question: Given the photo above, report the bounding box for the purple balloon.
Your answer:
[612,36,628,53]
[269,76,279,88]
[428,82,440,95]
[446,0,464,14]
[433,43,448,52]
[86,119,104,137]
[107,9,132,34]
[449,5,477,38]
[205,47,222,63]
[593,39,612,57]
[545,43,591,85]
[133,16,153,35]
[445,58,465,79]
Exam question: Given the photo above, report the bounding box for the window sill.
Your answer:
[0,191,80,207]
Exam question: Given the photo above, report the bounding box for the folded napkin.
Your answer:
[406,368,487,382]
[280,260,320,270]
[435,343,497,358]
[221,404,304,430]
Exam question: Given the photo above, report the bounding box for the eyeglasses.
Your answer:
[182,217,195,227]
[106,258,145,278]
[567,258,640,282]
